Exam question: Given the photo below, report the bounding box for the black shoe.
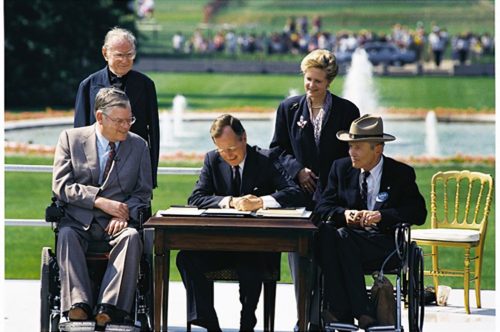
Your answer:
[94,303,118,327]
[358,314,377,330]
[67,302,92,321]
[240,310,257,331]
[190,318,222,332]
[322,309,340,325]
[309,323,322,331]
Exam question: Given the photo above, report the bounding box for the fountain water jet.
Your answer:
[342,48,379,114]
[160,111,172,147]
[160,94,191,148]
[288,88,300,97]
[172,94,187,136]
[425,110,440,156]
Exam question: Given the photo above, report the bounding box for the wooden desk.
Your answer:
[145,215,317,331]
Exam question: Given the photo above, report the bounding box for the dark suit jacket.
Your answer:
[74,67,159,187]
[315,156,427,233]
[52,125,152,230]
[270,94,359,205]
[188,145,305,208]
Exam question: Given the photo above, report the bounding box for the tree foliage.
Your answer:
[5,0,136,109]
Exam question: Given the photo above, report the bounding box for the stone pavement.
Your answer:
[3,279,496,331]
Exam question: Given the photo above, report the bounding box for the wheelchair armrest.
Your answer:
[137,205,152,228]
[45,197,64,223]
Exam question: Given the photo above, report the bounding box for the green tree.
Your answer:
[5,0,136,108]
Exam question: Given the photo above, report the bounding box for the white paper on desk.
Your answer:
[255,207,312,218]
[203,208,253,215]
[157,207,205,216]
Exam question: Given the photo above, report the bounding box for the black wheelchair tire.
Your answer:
[143,256,155,332]
[408,242,425,332]
[50,313,60,332]
[40,247,52,332]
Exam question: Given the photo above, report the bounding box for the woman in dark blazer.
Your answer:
[269,48,360,330]
[270,49,360,209]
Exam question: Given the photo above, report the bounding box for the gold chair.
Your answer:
[411,170,493,314]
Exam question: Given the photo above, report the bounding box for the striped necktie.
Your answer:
[102,142,116,182]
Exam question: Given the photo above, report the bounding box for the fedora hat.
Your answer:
[336,114,396,142]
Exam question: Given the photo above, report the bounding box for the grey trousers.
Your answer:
[57,222,142,313]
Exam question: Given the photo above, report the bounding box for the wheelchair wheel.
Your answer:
[41,247,60,332]
[407,242,425,332]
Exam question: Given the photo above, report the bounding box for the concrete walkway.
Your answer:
[3,280,496,331]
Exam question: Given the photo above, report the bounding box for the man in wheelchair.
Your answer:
[51,87,152,329]
[315,115,427,330]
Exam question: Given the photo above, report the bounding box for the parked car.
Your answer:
[363,42,417,66]
[334,42,417,66]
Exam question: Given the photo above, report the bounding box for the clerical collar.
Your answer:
[107,67,129,90]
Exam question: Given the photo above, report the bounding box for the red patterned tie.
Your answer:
[102,142,116,182]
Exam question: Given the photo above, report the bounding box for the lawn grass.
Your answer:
[139,0,494,54]
[4,156,495,289]
[148,72,494,111]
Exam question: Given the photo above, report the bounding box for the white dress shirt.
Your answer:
[219,156,280,209]
[360,156,384,210]
[95,124,120,184]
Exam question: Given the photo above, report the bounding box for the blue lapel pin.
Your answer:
[376,192,389,203]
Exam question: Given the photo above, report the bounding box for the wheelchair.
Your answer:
[40,198,155,332]
[322,224,425,332]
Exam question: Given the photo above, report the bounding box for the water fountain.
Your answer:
[159,110,172,147]
[4,76,494,158]
[425,110,440,156]
[172,94,187,137]
[342,48,379,114]
[159,94,192,149]
[288,88,300,97]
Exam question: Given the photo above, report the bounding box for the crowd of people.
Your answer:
[171,17,494,66]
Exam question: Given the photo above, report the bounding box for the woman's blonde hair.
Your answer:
[300,49,338,82]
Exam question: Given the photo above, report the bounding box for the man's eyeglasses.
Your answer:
[103,113,136,126]
[109,51,136,60]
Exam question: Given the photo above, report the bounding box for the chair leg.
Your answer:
[187,322,191,332]
[464,248,471,314]
[475,247,483,309]
[431,245,439,294]
[263,281,277,332]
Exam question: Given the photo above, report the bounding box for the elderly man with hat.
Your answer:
[315,114,427,329]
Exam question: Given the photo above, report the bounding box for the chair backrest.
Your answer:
[430,170,493,238]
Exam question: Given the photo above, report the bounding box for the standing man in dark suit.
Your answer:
[316,114,427,329]
[53,87,152,327]
[74,27,159,188]
[177,114,305,332]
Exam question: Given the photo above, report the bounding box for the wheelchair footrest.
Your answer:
[325,322,359,331]
[59,321,96,331]
[366,325,397,332]
[105,324,138,332]
[59,321,139,332]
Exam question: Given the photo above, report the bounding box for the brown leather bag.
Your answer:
[370,272,396,326]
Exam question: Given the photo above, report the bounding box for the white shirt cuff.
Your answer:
[261,195,281,209]
[219,196,232,209]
